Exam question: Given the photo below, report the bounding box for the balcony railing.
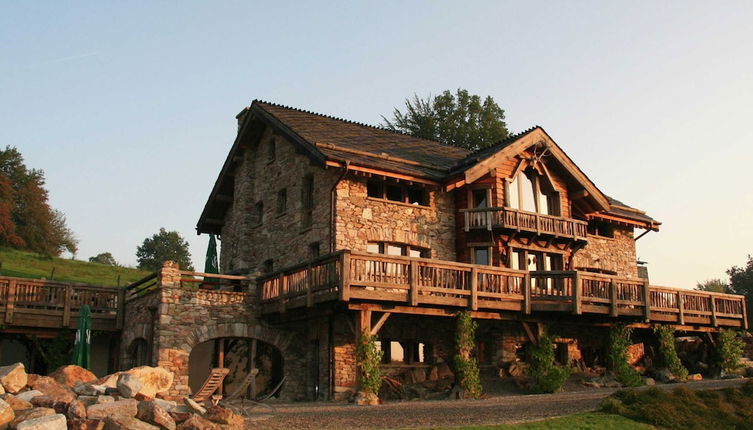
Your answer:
[259,251,748,329]
[460,207,589,240]
[0,276,123,331]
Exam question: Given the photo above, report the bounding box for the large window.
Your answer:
[471,189,489,209]
[366,180,429,206]
[367,241,430,258]
[473,247,491,265]
[506,168,560,215]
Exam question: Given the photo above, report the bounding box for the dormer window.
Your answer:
[506,168,560,215]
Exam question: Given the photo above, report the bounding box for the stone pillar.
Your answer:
[333,326,357,400]
[158,261,181,287]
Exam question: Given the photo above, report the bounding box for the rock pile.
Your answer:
[0,363,244,430]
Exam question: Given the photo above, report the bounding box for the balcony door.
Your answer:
[506,168,561,216]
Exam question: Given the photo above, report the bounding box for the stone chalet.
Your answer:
[2,100,745,402]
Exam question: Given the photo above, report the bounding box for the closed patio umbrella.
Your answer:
[72,304,91,369]
[204,234,220,289]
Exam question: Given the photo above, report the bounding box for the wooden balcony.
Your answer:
[0,276,123,332]
[460,207,589,240]
[258,251,748,329]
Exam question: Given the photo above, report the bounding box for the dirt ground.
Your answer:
[248,378,750,430]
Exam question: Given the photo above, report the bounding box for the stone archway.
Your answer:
[156,322,304,401]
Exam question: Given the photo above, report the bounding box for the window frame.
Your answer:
[366,241,431,258]
[366,179,431,207]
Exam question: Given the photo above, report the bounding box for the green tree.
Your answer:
[0,146,78,256]
[136,228,193,271]
[728,255,753,323]
[382,89,509,150]
[695,278,731,293]
[89,252,117,266]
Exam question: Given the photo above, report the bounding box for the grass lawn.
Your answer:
[0,247,151,286]
[429,412,657,430]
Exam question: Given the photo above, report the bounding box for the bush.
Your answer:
[653,325,688,381]
[356,332,383,396]
[454,311,482,398]
[715,329,745,374]
[527,334,571,393]
[609,324,644,387]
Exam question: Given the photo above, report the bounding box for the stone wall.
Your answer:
[573,226,639,277]
[335,178,456,260]
[220,127,341,274]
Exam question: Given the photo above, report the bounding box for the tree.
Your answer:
[136,228,193,271]
[727,255,753,321]
[89,252,117,266]
[695,278,731,294]
[382,89,510,150]
[0,146,78,256]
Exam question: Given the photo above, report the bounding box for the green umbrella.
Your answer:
[204,234,219,289]
[72,304,91,369]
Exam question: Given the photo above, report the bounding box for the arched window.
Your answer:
[506,168,560,215]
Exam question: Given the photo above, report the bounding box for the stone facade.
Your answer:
[219,127,340,274]
[573,226,638,277]
[335,178,456,260]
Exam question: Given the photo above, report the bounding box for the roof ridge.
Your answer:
[450,126,540,170]
[252,99,469,150]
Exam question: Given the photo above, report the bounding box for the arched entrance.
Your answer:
[189,337,284,399]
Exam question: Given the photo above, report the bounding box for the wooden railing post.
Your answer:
[5,279,15,324]
[572,272,581,315]
[279,275,288,314]
[306,264,313,308]
[643,280,651,322]
[710,296,718,327]
[340,251,351,302]
[742,298,749,330]
[62,284,73,328]
[523,273,531,314]
[409,260,418,306]
[116,288,126,330]
[677,291,685,325]
[609,279,618,317]
[464,212,470,232]
[470,268,478,311]
[486,211,493,231]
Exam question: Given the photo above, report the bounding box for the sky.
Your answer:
[2,1,752,288]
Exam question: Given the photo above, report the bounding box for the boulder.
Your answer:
[86,400,138,421]
[167,412,191,424]
[14,392,43,403]
[688,373,703,381]
[96,368,173,399]
[116,374,142,399]
[204,406,242,427]
[48,367,96,389]
[103,416,158,430]
[643,377,656,386]
[66,419,105,430]
[10,407,55,429]
[2,395,32,412]
[66,400,87,420]
[15,414,66,430]
[72,385,105,397]
[94,397,113,405]
[151,400,177,413]
[175,415,219,430]
[28,378,75,405]
[0,364,27,394]
[0,384,4,396]
[136,402,175,430]
[28,397,65,414]
[0,398,15,430]
[77,397,98,408]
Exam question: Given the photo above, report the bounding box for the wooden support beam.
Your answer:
[743,298,749,330]
[523,273,531,314]
[359,307,372,335]
[609,279,618,317]
[62,285,73,328]
[370,312,391,336]
[710,296,718,327]
[572,271,582,315]
[5,279,15,324]
[642,280,651,323]
[409,260,419,306]
[521,321,538,346]
[678,291,685,325]
[340,252,351,301]
[346,303,520,321]
[569,189,589,200]
[469,268,479,311]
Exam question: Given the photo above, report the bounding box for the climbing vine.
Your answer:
[356,332,383,396]
[653,325,688,381]
[715,329,744,374]
[527,334,570,393]
[609,324,644,387]
[454,311,482,399]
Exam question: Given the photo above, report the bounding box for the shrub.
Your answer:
[356,332,383,396]
[453,310,482,398]
[653,325,688,381]
[715,328,745,374]
[609,324,644,387]
[527,334,571,393]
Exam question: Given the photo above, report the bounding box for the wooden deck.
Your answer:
[460,207,589,240]
[0,276,123,332]
[259,251,748,329]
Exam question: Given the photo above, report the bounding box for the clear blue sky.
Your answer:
[2,1,752,287]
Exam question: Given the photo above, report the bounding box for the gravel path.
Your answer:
[250,378,750,430]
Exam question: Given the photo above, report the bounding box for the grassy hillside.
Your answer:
[0,248,152,286]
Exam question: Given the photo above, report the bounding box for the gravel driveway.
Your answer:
[251,378,750,430]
